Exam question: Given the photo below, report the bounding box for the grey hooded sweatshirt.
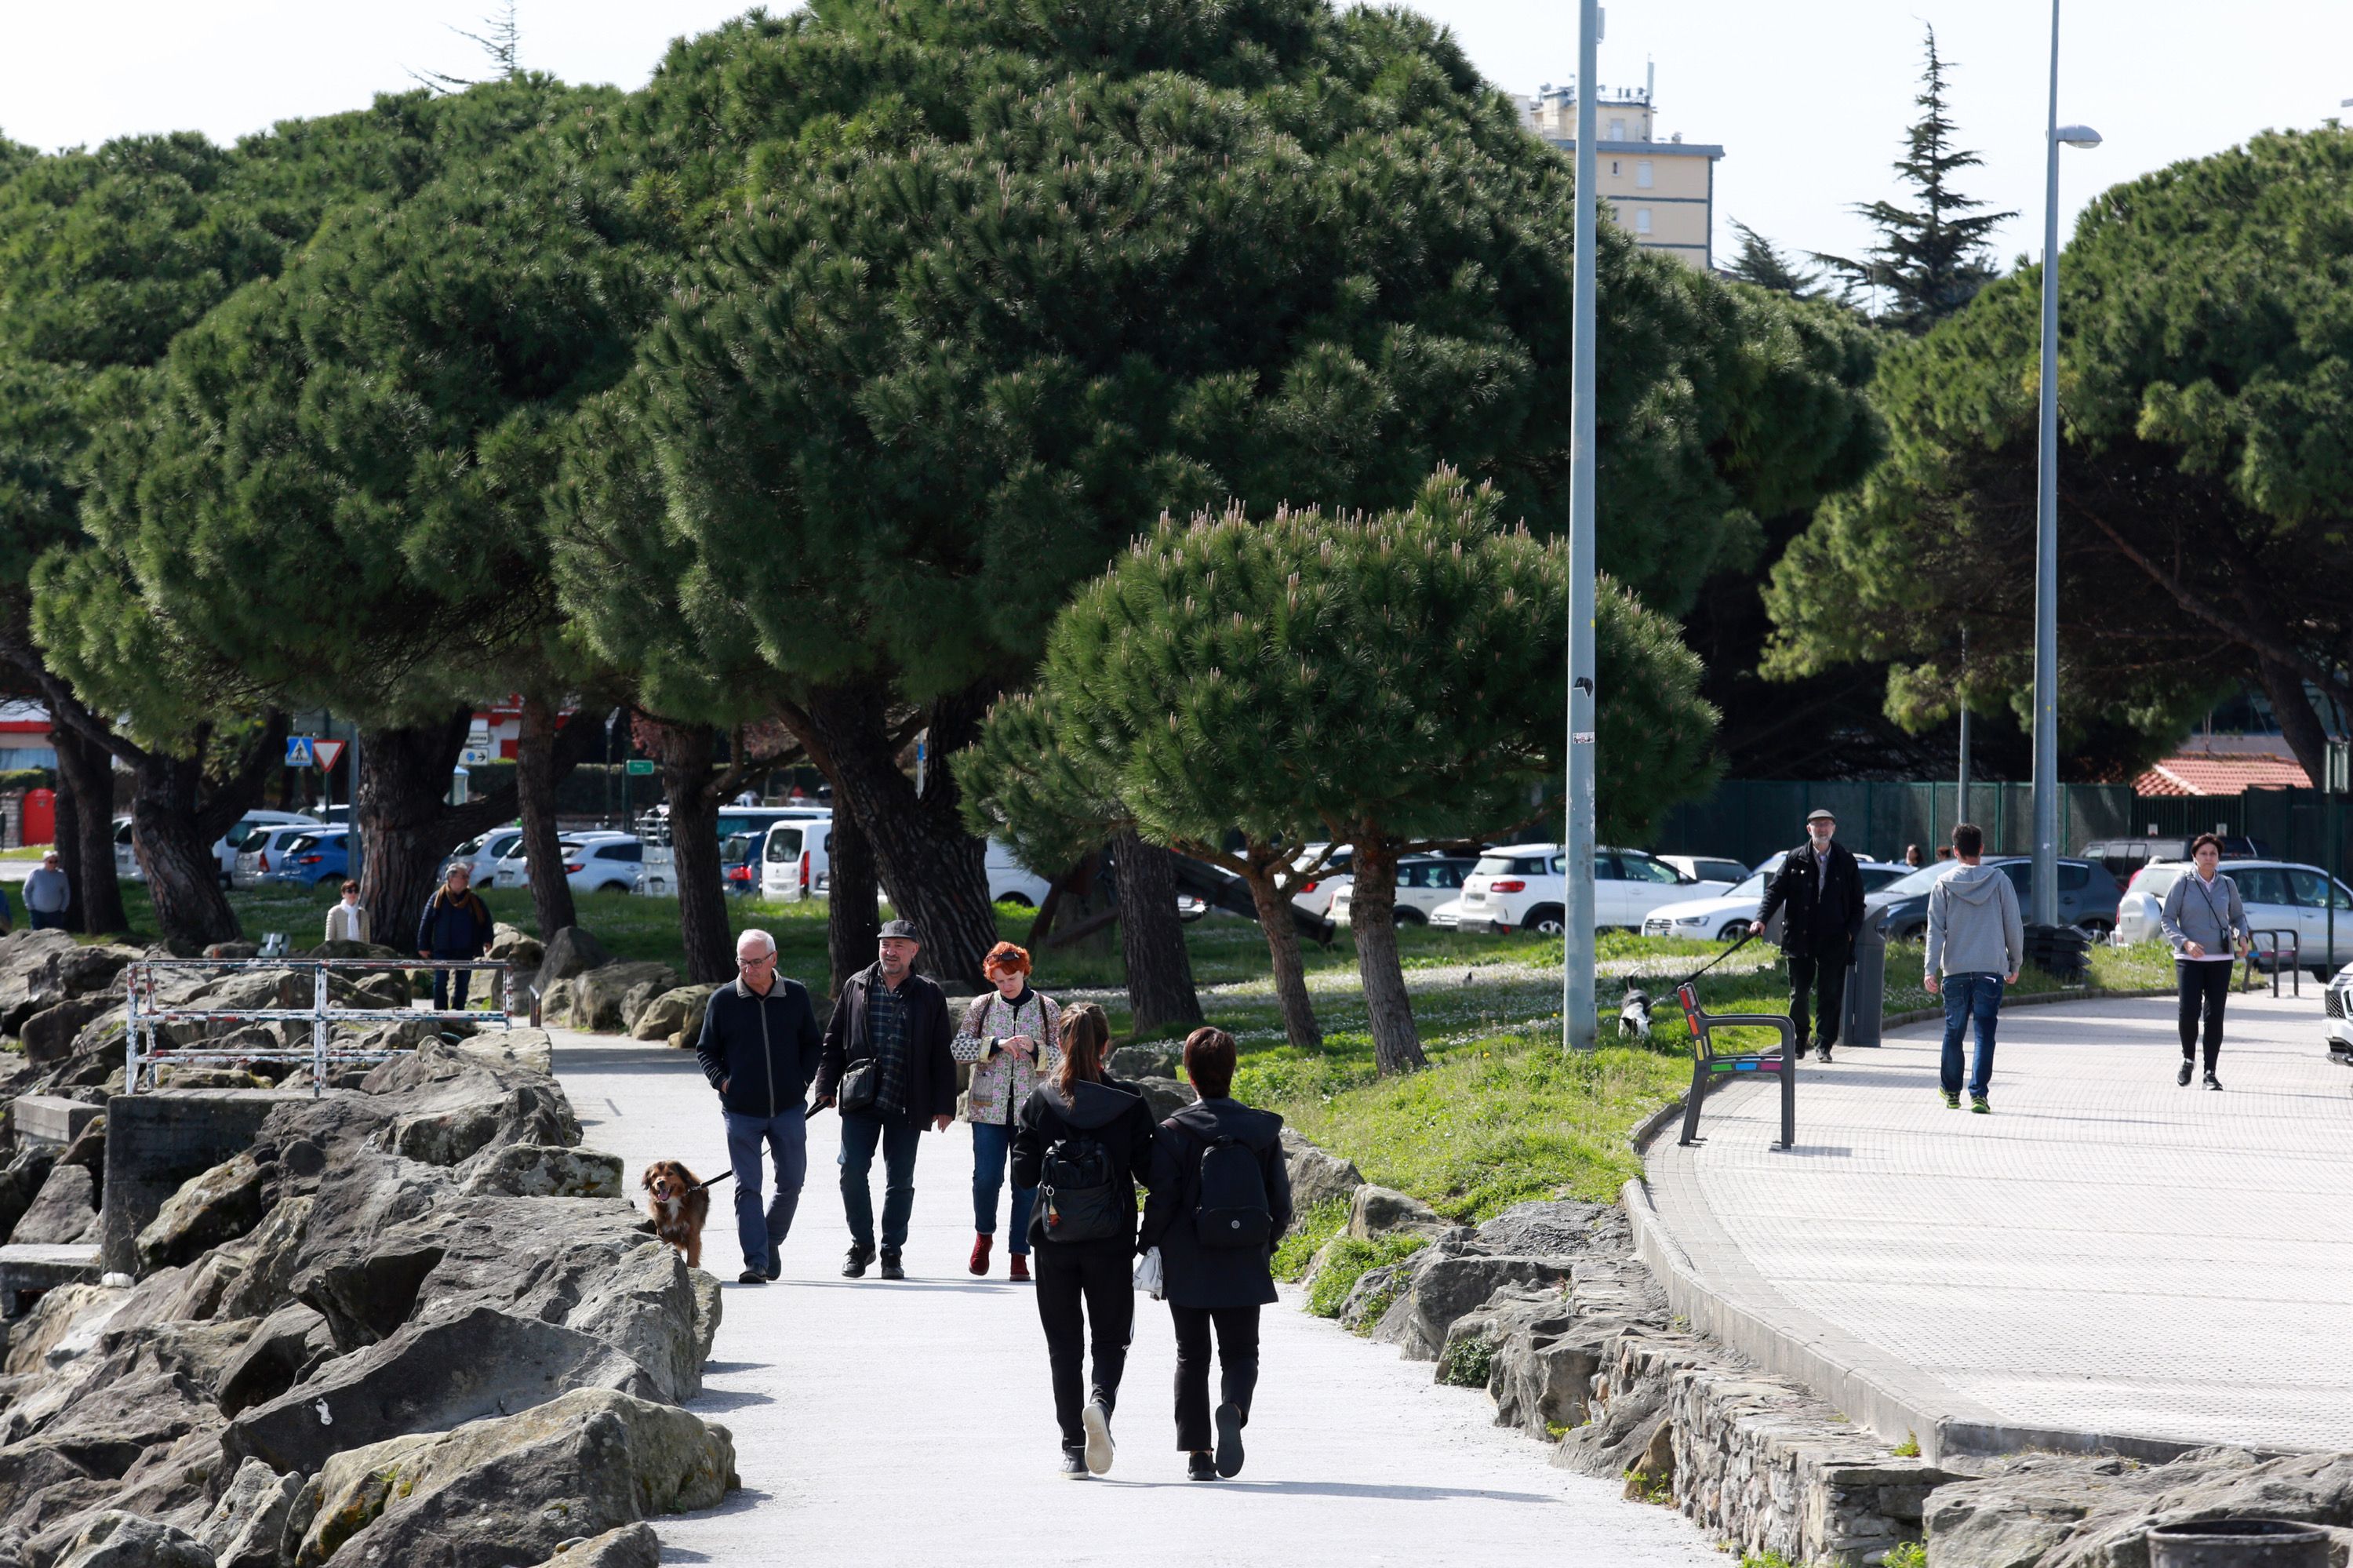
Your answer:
[1925,863,2024,979]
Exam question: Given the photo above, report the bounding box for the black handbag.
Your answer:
[837,1057,878,1114]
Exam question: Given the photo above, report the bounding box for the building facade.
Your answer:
[1525,74,1722,270]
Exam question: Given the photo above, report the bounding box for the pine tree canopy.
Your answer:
[1813,27,2013,335]
[597,0,1879,715]
[1726,220,1820,300]
[1764,126,2353,787]
[42,82,659,731]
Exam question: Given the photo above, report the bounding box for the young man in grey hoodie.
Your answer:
[1923,823,2023,1112]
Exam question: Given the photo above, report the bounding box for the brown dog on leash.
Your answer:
[641,1160,714,1269]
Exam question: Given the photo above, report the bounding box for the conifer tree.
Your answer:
[962,471,1718,1071]
[1814,28,2013,333]
[1726,220,1821,300]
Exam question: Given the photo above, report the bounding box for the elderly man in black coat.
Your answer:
[1751,806,1867,1063]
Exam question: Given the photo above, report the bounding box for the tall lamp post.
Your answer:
[2029,0,2100,925]
[1562,0,1601,1051]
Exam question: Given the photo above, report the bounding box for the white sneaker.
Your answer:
[1082,1398,1115,1475]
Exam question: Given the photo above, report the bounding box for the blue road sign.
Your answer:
[286,737,316,768]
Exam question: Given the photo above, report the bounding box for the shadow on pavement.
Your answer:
[1099,1479,1558,1504]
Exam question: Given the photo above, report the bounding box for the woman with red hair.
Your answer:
[951,940,1062,1279]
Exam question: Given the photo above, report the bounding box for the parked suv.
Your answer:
[234,824,324,889]
[2115,859,2353,975]
[259,826,351,888]
[2327,962,2352,1062]
[1455,845,1733,934]
[1867,857,2122,941]
[1331,853,1478,926]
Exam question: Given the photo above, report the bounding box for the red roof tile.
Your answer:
[2134,755,2312,797]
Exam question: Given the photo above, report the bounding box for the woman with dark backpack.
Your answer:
[1140,1026,1293,1481]
[1012,1002,1156,1478]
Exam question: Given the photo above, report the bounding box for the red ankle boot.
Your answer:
[1009,1253,1031,1282]
[969,1234,992,1275]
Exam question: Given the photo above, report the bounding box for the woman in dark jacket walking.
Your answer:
[1139,1026,1293,1481]
[1012,1003,1156,1478]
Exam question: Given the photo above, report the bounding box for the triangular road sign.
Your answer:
[312,740,346,772]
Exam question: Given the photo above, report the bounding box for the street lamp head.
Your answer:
[2056,124,2103,148]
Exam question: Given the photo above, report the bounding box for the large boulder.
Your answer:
[28,944,143,1007]
[0,928,83,1031]
[198,1457,306,1568]
[559,963,683,1034]
[46,1510,213,1568]
[630,984,717,1046]
[225,1304,667,1476]
[0,1144,59,1242]
[293,1388,735,1568]
[458,1143,624,1199]
[534,1523,660,1566]
[136,1150,270,1273]
[535,928,614,993]
[1346,1184,1446,1242]
[1280,1128,1365,1215]
[217,1304,339,1418]
[1133,1075,1196,1121]
[10,1162,100,1246]
[20,997,117,1068]
[1106,1043,1180,1080]
[488,923,546,974]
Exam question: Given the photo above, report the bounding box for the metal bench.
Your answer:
[1675,981,1797,1150]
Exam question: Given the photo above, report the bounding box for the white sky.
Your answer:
[3,1,2348,271]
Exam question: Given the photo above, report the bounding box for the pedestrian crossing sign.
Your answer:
[285,737,315,767]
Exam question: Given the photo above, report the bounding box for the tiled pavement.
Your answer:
[1645,988,2353,1452]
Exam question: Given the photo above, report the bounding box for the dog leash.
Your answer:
[1627,929,1758,996]
[686,1170,736,1195]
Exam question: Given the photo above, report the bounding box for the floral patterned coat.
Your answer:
[951,988,1064,1126]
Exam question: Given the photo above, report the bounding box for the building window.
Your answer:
[1636,160,1654,189]
[1609,160,1620,175]
[1634,208,1653,235]
[1608,118,1626,141]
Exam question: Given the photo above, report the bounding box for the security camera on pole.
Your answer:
[2029,0,2100,926]
[1562,0,1602,1053]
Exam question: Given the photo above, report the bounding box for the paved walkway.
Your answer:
[554,1034,1720,1567]
[1646,988,2353,1453]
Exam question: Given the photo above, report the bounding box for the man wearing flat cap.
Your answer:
[814,918,958,1280]
[1751,807,1867,1063]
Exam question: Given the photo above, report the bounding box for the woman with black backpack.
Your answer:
[1139,1026,1294,1481]
[1012,1002,1157,1478]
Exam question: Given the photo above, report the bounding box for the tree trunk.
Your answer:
[516,693,577,937]
[52,752,78,918]
[48,700,128,934]
[791,682,996,989]
[130,749,245,951]
[651,722,733,984]
[2257,656,2335,796]
[1243,868,1322,1050]
[825,800,881,998]
[1112,831,1203,1035]
[1345,837,1427,1075]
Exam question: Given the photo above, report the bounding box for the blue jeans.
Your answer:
[724,1107,808,1272]
[27,908,67,931]
[1939,973,2004,1097]
[969,1120,1036,1257]
[838,1112,922,1253]
[431,964,473,1010]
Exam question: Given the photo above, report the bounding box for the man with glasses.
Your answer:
[694,928,824,1283]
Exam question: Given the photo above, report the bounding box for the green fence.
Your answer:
[1654,780,2353,881]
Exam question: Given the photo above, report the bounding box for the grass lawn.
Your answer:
[95,879,2184,1222]
[0,845,48,860]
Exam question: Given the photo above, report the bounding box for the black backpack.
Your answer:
[1193,1133,1271,1250]
[1038,1133,1122,1243]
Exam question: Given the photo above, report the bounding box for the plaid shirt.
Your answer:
[867,975,911,1116]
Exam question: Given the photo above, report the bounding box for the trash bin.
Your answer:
[2146,1518,2328,1568]
[1844,908,1889,1050]
[2023,922,2093,984]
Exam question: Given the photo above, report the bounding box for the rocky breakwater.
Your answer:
[0,1008,735,1567]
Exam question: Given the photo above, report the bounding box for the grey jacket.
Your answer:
[1924,863,2024,978]
[2159,869,2249,959]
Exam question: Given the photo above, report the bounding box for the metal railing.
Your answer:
[123,958,518,1097]
[2245,928,2302,997]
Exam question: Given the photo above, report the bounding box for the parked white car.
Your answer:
[1330,854,1479,927]
[1640,853,1911,942]
[987,839,1053,907]
[232,824,325,889]
[760,816,835,902]
[116,809,320,886]
[1286,843,1354,919]
[2115,859,2353,974]
[443,826,524,887]
[1453,844,1735,935]
[2328,961,2352,1060]
[1659,853,1751,887]
[489,830,637,891]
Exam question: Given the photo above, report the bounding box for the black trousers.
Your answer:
[2177,960,2232,1069]
[1170,1303,1260,1452]
[1034,1238,1134,1450]
[1787,942,1851,1049]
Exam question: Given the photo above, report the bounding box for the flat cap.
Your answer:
[1805,807,1837,824]
[878,918,922,943]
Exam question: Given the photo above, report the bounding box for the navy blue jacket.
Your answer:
[696,975,824,1119]
[415,887,493,957]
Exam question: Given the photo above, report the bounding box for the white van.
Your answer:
[760,817,835,902]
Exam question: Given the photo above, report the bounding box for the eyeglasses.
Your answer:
[737,952,776,970]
